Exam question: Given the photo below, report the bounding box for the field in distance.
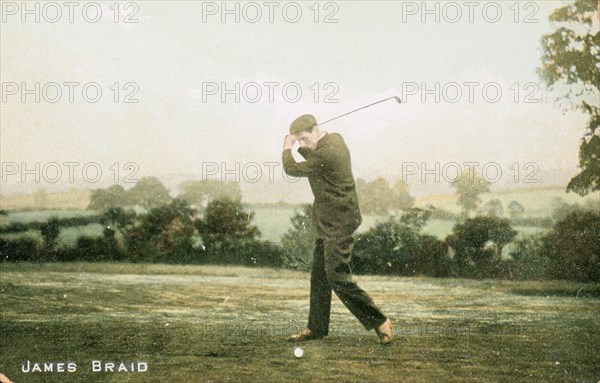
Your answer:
[1,185,598,245]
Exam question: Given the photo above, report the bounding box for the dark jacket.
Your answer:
[282,132,362,238]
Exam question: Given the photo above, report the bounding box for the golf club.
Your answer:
[318,96,402,126]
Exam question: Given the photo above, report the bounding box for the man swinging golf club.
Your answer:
[282,114,394,344]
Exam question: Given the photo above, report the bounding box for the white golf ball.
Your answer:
[294,347,304,358]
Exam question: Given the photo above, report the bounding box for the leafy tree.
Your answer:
[481,199,504,217]
[353,208,447,276]
[451,168,491,217]
[551,199,586,223]
[546,210,600,282]
[355,178,414,215]
[413,234,452,278]
[88,185,128,210]
[568,133,600,195]
[32,189,49,209]
[100,207,137,254]
[356,177,393,215]
[390,180,415,211]
[40,217,61,250]
[509,233,552,280]
[583,198,600,212]
[196,197,260,263]
[280,204,316,270]
[538,0,600,195]
[178,179,242,208]
[507,200,525,220]
[446,216,517,278]
[125,199,197,261]
[127,176,172,209]
[101,207,137,231]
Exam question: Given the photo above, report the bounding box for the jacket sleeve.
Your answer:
[282,148,321,177]
[298,147,310,159]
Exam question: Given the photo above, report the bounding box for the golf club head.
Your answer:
[394,96,402,104]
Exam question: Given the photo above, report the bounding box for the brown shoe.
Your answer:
[288,328,325,342]
[375,319,394,345]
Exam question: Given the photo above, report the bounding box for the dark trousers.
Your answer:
[307,237,387,335]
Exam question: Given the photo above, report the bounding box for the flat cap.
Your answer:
[290,114,317,135]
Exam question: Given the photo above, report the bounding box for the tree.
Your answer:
[127,176,171,209]
[538,0,600,195]
[451,168,491,217]
[509,233,552,280]
[355,177,414,215]
[353,208,447,276]
[40,217,61,251]
[124,199,197,261]
[390,180,415,211]
[100,207,137,253]
[446,216,517,278]
[178,179,242,208]
[196,197,260,263]
[88,185,128,210]
[356,177,393,215]
[546,210,600,282]
[32,189,49,209]
[507,200,525,220]
[101,207,137,231]
[551,199,586,223]
[481,199,503,217]
[567,135,600,194]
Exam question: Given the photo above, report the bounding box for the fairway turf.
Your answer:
[1,263,599,382]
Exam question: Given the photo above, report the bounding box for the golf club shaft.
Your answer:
[319,96,402,126]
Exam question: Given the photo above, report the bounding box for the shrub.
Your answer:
[509,233,552,280]
[280,204,316,270]
[40,217,61,249]
[0,237,40,262]
[412,234,452,278]
[446,216,517,278]
[353,209,448,276]
[507,200,525,220]
[233,241,284,267]
[125,199,197,262]
[196,197,264,265]
[546,210,600,282]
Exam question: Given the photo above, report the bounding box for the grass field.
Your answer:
[414,186,600,217]
[1,263,599,383]
[253,207,547,244]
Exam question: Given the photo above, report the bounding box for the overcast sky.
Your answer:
[1,1,598,202]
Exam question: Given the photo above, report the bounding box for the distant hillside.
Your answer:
[415,185,599,217]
